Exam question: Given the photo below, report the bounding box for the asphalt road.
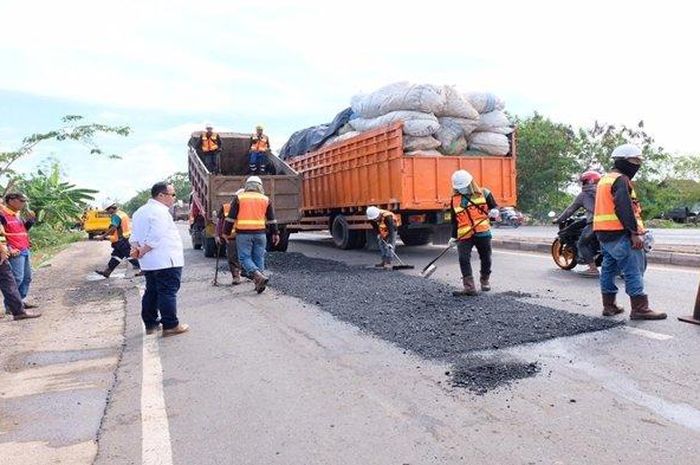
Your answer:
[88,228,700,464]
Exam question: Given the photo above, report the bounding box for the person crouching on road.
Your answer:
[223,176,279,293]
[95,202,142,278]
[450,170,499,296]
[593,144,666,320]
[553,171,602,277]
[366,206,399,270]
[216,189,243,285]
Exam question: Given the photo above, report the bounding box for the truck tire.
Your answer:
[267,229,290,252]
[331,215,364,250]
[399,229,432,246]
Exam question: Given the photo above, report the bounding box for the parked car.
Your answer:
[662,203,700,223]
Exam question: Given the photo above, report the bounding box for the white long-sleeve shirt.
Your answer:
[130,199,184,271]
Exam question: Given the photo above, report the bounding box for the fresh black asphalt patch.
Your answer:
[267,252,622,393]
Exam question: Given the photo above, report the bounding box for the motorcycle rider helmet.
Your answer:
[579,171,602,185]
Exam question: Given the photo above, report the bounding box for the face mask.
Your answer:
[614,159,640,179]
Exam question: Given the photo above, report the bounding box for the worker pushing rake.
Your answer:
[366,206,414,271]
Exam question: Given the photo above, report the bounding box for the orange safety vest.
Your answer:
[235,192,269,232]
[108,210,132,243]
[220,203,236,239]
[250,135,270,152]
[201,132,219,152]
[375,210,401,240]
[593,172,645,233]
[452,192,490,240]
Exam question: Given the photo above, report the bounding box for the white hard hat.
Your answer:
[451,170,473,190]
[611,143,643,160]
[246,176,262,185]
[366,206,381,220]
[205,123,213,129]
[102,201,117,210]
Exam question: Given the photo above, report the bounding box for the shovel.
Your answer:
[421,215,492,278]
[379,238,415,270]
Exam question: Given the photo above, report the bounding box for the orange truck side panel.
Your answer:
[289,122,516,212]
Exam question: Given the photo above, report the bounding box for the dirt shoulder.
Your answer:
[0,240,134,465]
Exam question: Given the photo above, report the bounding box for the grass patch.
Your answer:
[30,224,85,267]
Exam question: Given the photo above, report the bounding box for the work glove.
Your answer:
[488,208,500,220]
[448,238,458,247]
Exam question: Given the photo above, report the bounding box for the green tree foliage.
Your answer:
[0,115,130,194]
[122,172,192,215]
[514,113,581,218]
[17,162,97,228]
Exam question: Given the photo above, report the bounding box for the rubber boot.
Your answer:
[95,267,115,278]
[630,295,667,320]
[252,271,269,294]
[480,274,491,292]
[453,277,478,297]
[602,293,624,316]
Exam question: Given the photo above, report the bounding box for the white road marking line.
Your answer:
[140,289,174,465]
[622,326,674,341]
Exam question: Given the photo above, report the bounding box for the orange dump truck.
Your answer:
[287,122,516,249]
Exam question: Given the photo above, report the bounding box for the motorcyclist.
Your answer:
[553,170,601,277]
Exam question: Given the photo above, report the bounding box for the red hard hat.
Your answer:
[580,171,602,184]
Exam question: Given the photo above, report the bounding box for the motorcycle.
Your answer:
[493,207,524,228]
[548,211,602,270]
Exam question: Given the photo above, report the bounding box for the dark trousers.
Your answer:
[1,261,25,316]
[226,238,241,276]
[142,267,182,330]
[108,238,140,271]
[202,152,218,173]
[457,235,492,278]
[577,223,598,265]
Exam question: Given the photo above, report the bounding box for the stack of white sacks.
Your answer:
[324,82,513,156]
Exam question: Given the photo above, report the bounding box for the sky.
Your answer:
[0,0,698,204]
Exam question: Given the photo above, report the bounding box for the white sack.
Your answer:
[436,85,479,119]
[468,132,510,155]
[351,82,446,118]
[403,135,441,151]
[476,110,513,135]
[349,111,440,137]
[465,92,506,114]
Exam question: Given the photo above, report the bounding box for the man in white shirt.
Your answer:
[130,182,189,336]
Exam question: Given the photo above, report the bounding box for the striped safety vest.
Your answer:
[0,205,30,250]
[452,192,490,240]
[200,133,219,152]
[108,211,132,243]
[250,135,270,152]
[235,192,270,232]
[376,210,401,240]
[593,172,645,233]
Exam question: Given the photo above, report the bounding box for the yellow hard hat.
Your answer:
[255,125,264,130]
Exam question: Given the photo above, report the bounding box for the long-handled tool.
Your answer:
[379,237,415,270]
[212,241,221,286]
[421,215,492,278]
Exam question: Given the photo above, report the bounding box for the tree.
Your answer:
[0,115,130,194]
[514,113,582,217]
[122,172,192,215]
[18,162,97,228]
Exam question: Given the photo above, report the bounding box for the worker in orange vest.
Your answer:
[366,206,400,269]
[0,221,40,320]
[216,189,243,285]
[223,176,279,293]
[95,202,142,278]
[248,125,270,175]
[198,124,222,173]
[593,144,666,320]
[450,170,499,296]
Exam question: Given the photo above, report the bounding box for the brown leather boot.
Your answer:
[95,268,113,278]
[630,295,667,320]
[480,274,491,292]
[453,277,478,296]
[162,323,190,337]
[602,293,624,316]
[252,271,270,294]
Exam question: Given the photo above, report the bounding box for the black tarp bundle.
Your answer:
[279,107,354,160]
